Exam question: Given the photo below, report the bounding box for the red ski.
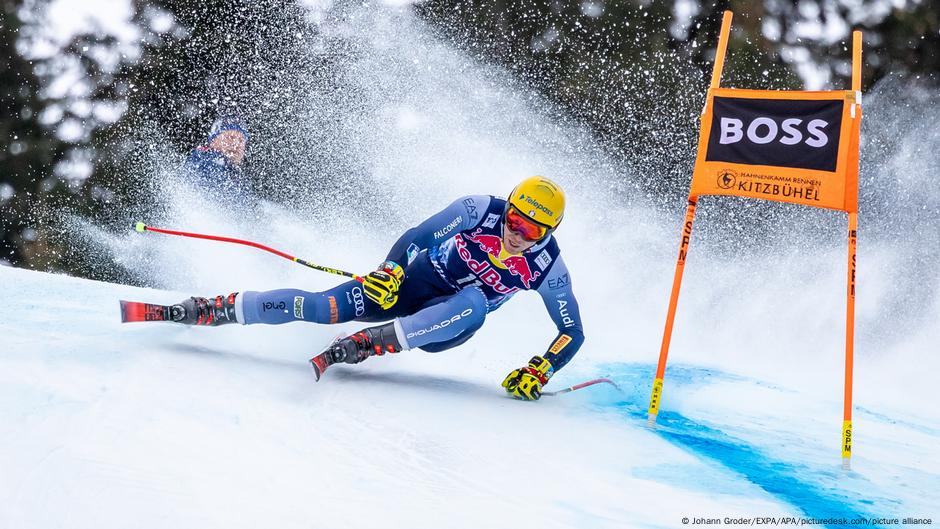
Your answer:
[119,301,172,323]
[309,352,331,381]
[309,338,344,381]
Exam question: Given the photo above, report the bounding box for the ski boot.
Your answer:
[170,293,239,326]
[309,322,403,380]
[331,322,403,364]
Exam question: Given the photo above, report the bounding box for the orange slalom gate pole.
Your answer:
[710,11,734,89]
[842,30,862,471]
[852,30,862,93]
[647,198,698,427]
[843,213,857,469]
[647,11,731,428]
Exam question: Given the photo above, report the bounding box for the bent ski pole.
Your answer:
[134,222,365,282]
[543,378,621,397]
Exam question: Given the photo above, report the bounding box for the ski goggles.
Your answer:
[505,206,549,241]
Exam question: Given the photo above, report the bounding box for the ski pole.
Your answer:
[543,377,621,397]
[133,222,365,283]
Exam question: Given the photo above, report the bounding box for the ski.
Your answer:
[120,300,173,323]
[309,338,344,382]
[309,352,332,382]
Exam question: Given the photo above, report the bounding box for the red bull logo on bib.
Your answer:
[458,228,542,290]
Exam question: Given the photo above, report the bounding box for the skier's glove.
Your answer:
[363,260,404,310]
[502,355,554,401]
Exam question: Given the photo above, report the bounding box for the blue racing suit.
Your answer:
[236,195,585,371]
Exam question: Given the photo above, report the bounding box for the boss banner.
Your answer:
[690,88,861,213]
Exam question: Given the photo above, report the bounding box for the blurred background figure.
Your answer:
[184,115,251,199]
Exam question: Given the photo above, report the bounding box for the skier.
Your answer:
[166,176,584,400]
[183,115,251,199]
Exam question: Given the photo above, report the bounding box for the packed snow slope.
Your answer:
[1,264,937,529]
[4,3,940,528]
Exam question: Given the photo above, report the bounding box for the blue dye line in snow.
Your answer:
[856,405,940,437]
[587,363,897,528]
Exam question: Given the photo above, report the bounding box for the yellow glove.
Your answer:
[502,355,554,401]
[362,260,404,310]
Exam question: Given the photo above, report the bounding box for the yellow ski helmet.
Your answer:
[504,176,566,240]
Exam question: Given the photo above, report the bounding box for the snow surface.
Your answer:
[0,266,786,528]
[1,248,938,528]
[3,4,940,528]
[4,263,935,529]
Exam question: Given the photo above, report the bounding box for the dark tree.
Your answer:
[760,0,940,90]
[0,0,63,268]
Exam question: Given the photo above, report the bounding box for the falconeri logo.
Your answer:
[717,169,737,189]
[433,216,462,239]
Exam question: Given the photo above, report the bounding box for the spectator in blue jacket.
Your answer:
[184,115,251,199]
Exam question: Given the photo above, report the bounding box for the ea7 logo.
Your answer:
[719,117,829,148]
